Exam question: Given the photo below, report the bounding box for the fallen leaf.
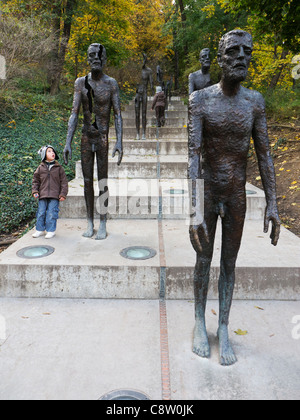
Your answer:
[234,329,248,336]
[42,313,51,316]
[255,306,264,310]
[211,309,217,316]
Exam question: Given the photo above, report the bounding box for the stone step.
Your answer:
[61,179,267,222]
[108,140,188,156]
[122,116,187,128]
[75,155,188,179]
[0,219,299,300]
[121,110,188,122]
[110,127,188,140]
[128,98,187,111]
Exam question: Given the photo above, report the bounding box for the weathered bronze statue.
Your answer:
[188,48,212,95]
[135,53,154,140]
[64,43,123,240]
[156,64,163,86]
[188,30,280,366]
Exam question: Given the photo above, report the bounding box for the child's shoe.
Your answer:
[32,231,45,238]
[45,232,56,239]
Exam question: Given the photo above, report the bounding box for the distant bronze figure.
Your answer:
[135,53,154,140]
[188,48,212,95]
[188,30,280,366]
[64,43,123,240]
[156,64,164,87]
[165,77,173,105]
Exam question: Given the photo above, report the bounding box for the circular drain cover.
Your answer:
[120,246,156,261]
[17,245,55,259]
[100,389,150,400]
[246,190,257,195]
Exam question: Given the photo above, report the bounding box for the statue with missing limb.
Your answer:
[135,53,154,140]
[188,48,212,95]
[188,30,280,366]
[64,43,123,240]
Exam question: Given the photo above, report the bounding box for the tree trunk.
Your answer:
[49,0,77,95]
[176,0,188,57]
[268,49,289,91]
[47,1,61,91]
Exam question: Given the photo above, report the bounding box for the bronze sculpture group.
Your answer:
[64,32,280,366]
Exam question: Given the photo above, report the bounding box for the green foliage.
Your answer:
[0,89,81,234]
[218,0,300,53]
[264,86,300,120]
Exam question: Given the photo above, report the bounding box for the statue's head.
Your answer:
[88,43,107,72]
[199,48,211,70]
[217,30,253,83]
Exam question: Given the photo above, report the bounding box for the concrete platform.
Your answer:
[0,298,299,400]
[0,218,299,300]
[61,178,266,221]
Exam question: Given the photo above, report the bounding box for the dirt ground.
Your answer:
[247,121,300,238]
[1,121,299,254]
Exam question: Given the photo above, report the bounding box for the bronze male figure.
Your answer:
[188,48,212,95]
[135,53,154,140]
[64,43,123,240]
[188,30,280,366]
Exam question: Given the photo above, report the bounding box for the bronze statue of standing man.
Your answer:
[135,53,154,140]
[64,43,123,240]
[188,48,212,95]
[188,30,280,366]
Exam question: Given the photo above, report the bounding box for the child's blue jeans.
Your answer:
[36,199,59,232]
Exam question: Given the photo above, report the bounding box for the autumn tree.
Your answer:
[218,0,300,90]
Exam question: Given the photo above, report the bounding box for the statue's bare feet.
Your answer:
[193,321,210,359]
[82,221,94,238]
[217,324,237,366]
[95,220,107,240]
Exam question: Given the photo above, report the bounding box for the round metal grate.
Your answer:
[120,246,157,261]
[17,245,55,259]
[99,389,150,400]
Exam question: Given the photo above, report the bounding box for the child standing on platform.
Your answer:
[32,145,68,239]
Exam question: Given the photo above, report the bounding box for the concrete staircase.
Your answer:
[0,97,299,300]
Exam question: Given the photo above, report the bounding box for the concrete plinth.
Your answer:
[0,219,299,300]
